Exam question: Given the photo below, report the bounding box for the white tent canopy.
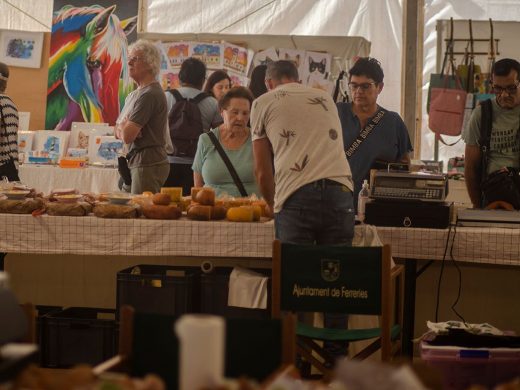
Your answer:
[3,0,520,164]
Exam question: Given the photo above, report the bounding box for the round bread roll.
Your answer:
[152,193,171,206]
[187,204,212,220]
[195,188,215,206]
[142,204,182,219]
[211,205,227,220]
[191,187,203,202]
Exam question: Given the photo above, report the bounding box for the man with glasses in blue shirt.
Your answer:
[336,57,412,210]
[463,58,520,208]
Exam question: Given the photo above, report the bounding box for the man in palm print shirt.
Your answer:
[251,60,354,360]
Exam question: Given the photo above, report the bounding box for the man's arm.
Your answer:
[464,144,483,208]
[116,119,142,144]
[253,137,275,217]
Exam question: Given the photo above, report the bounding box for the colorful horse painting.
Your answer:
[46,4,137,130]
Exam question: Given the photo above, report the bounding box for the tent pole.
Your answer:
[401,0,424,159]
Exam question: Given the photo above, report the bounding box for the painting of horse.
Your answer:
[46,3,138,130]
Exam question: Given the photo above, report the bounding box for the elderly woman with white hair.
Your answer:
[115,39,170,194]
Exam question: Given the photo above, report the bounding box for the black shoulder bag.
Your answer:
[206,131,248,197]
[0,104,20,182]
[479,99,520,208]
[344,108,386,158]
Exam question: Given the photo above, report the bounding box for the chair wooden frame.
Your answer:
[272,240,404,378]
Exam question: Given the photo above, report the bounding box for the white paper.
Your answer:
[162,41,190,68]
[251,47,278,70]
[228,267,268,309]
[17,112,30,131]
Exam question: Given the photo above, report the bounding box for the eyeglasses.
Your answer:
[492,82,519,95]
[348,82,377,91]
[128,55,141,63]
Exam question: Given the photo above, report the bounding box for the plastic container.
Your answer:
[357,179,370,222]
[40,307,116,368]
[420,341,520,390]
[200,267,271,319]
[116,265,200,320]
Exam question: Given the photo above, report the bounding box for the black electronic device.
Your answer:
[365,200,453,229]
[371,171,448,202]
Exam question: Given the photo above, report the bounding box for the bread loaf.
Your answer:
[46,202,92,216]
[0,198,44,214]
[187,204,212,220]
[211,205,227,220]
[152,193,171,206]
[93,203,141,219]
[142,204,182,219]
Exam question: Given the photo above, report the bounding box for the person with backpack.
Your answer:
[463,58,520,209]
[164,57,222,195]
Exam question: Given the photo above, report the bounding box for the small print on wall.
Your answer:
[0,30,44,69]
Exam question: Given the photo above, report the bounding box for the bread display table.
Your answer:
[19,165,120,194]
[2,215,520,357]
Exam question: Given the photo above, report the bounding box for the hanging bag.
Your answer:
[428,64,467,137]
[427,18,458,114]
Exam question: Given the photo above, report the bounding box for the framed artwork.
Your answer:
[189,42,223,69]
[17,131,35,153]
[33,130,70,158]
[251,47,278,69]
[228,70,250,88]
[0,30,44,69]
[164,42,190,67]
[278,48,306,82]
[70,122,110,149]
[159,70,180,91]
[88,135,123,165]
[46,1,139,130]
[302,51,332,86]
[223,41,253,76]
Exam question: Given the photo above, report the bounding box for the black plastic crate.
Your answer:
[35,305,62,364]
[200,267,271,319]
[116,265,200,320]
[40,307,116,368]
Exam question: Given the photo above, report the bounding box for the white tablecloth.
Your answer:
[19,165,120,194]
[0,214,519,266]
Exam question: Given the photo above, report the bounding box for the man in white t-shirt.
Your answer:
[251,60,354,244]
[251,60,355,361]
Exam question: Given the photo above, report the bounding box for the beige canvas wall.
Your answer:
[4,32,50,130]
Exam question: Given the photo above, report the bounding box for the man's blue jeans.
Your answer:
[274,179,355,244]
[274,179,355,360]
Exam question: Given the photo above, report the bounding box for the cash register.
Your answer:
[365,169,452,229]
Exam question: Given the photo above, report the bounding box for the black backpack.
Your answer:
[168,89,209,158]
